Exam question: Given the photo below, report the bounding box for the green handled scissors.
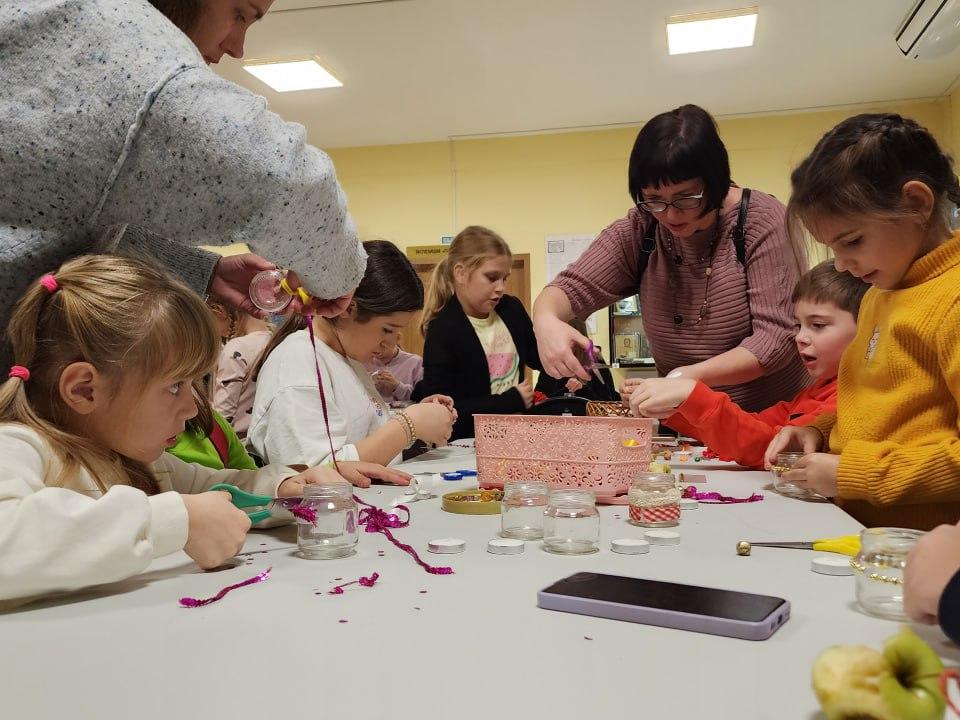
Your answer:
[210,483,298,524]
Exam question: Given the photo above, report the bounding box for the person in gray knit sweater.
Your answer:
[0,0,366,363]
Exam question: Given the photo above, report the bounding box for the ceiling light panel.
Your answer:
[667,7,758,55]
[243,57,343,92]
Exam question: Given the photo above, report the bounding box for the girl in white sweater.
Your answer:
[0,255,345,607]
[250,241,457,467]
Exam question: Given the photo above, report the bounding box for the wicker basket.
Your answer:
[586,401,632,418]
[474,413,653,498]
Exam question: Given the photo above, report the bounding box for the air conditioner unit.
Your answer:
[897,0,960,59]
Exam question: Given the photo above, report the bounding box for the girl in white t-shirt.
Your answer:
[0,255,346,607]
[249,241,456,467]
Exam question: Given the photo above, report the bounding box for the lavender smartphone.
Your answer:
[537,572,790,641]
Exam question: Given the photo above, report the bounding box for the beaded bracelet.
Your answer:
[393,410,417,447]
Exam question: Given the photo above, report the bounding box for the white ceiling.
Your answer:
[211,0,960,148]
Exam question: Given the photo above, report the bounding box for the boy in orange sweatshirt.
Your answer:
[624,261,868,468]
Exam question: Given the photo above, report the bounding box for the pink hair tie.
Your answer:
[38,275,59,293]
[8,366,30,382]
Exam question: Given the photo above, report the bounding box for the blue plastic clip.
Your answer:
[441,469,478,481]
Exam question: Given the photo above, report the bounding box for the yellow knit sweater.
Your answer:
[810,231,960,531]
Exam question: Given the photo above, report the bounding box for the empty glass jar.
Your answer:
[852,527,924,620]
[628,472,680,527]
[542,489,600,555]
[296,484,358,560]
[501,481,549,540]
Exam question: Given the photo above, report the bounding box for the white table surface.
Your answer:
[3,445,958,720]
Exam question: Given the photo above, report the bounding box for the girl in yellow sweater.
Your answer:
[765,113,960,530]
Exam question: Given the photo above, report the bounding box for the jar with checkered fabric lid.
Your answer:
[628,473,680,528]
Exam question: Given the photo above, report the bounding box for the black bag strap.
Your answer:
[733,188,751,266]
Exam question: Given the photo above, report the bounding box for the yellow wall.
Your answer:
[328,98,953,352]
[950,85,960,163]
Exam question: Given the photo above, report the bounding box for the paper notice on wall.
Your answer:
[546,233,599,333]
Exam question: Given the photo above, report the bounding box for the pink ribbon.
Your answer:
[288,504,318,525]
[179,567,272,608]
[355,497,453,575]
[682,486,764,504]
[329,572,380,595]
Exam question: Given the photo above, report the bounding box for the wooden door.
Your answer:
[400,254,531,359]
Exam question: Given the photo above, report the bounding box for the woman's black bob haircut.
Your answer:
[628,104,732,216]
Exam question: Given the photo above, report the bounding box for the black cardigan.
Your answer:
[418,294,542,439]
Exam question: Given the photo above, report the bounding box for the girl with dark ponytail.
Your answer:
[249,241,456,468]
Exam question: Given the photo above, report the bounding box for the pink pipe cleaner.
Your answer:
[179,567,272,608]
[354,499,453,575]
[306,315,344,477]
[682,486,763,504]
[329,572,380,594]
[288,504,318,524]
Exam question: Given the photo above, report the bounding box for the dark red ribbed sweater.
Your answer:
[550,190,810,412]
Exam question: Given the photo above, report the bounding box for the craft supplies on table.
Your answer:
[542,489,600,555]
[644,529,681,546]
[428,538,467,554]
[852,527,925,621]
[735,535,860,557]
[248,268,308,312]
[628,473,681,527]
[500,480,549,540]
[474,413,653,499]
[811,556,853,576]
[8,441,887,720]
[488,538,525,555]
[771,451,825,500]
[296,484,358,559]
[442,488,503,514]
[210,482,302,524]
[440,469,478,481]
[611,538,651,555]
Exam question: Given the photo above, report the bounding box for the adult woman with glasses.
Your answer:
[533,104,809,414]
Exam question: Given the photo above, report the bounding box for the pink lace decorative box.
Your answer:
[473,414,653,498]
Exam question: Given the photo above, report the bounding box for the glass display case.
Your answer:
[608,294,654,368]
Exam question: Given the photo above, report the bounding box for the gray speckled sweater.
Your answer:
[0,0,365,343]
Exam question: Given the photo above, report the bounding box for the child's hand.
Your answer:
[904,523,960,624]
[278,466,349,496]
[628,378,697,419]
[763,426,824,468]
[515,380,534,408]
[619,377,643,404]
[779,452,839,496]
[181,491,252,569]
[565,377,584,393]
[374,370,399,394]
[336,461,412,488]
[420,394,458,421]
[406,402,455,446]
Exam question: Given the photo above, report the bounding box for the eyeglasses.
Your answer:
[636,192,704,213]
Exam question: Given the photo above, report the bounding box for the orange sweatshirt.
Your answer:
[808,232,960,531]
[666,377,835,469]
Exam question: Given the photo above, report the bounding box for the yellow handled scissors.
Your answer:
[738,535,861,556]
